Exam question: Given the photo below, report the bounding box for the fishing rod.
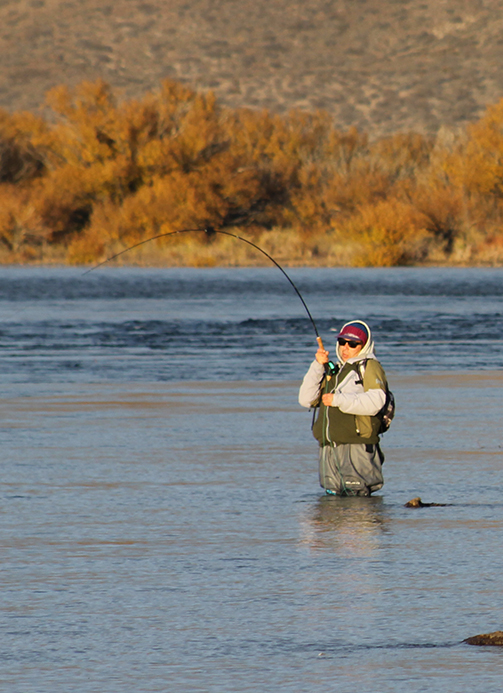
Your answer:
[83,226,326,350]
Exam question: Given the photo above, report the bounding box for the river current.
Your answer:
[1,266,502,692]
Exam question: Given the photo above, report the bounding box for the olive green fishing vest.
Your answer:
[311,359,387,446]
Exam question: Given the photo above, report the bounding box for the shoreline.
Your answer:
[0,259,502,269]
[1,228,502,270]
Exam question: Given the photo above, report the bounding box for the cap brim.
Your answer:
[337,334,364,343]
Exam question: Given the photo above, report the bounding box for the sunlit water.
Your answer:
[0,267,503,692]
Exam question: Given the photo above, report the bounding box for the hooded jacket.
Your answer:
[298,320,387,445]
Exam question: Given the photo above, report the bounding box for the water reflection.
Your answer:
[299,494,388,555]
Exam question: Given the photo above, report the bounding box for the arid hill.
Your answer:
[2,0,503,137]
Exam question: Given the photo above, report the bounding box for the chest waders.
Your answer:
[313,361,384,496]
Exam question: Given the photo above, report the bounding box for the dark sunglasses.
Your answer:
[337,338,362,348]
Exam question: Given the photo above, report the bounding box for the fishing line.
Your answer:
[84,226,344,490]
[83,226,326,349]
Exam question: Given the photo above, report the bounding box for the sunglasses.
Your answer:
[337,338,362,348]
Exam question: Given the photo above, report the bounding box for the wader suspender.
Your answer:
[355,359,386,464]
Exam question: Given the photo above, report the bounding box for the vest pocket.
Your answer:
[355,414,372,438]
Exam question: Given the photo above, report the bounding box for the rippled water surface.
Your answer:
[1,267,503,692]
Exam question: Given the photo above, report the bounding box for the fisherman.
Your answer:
[299,320,388,496]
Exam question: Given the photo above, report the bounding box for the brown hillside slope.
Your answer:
[2,0,503,136]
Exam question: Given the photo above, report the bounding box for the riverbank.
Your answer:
[1,226,503,269]
[3,79,503,270]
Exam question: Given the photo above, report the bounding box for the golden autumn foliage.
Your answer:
[2,77,503,265]
[340,199,429,267]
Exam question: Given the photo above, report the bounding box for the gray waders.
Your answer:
[319,443,384,496]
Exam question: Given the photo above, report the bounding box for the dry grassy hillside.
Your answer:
[2,0,503,136]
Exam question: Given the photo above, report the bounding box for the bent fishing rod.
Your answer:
[83,226,326,350]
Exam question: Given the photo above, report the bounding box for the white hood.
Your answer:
[335,319,376,365]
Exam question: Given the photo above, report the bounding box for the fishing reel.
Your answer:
[326,360,339,376]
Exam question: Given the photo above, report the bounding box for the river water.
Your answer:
[0,266,503,692]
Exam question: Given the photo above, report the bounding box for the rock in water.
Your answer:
[464,631,503,646]
[404,497,447,508]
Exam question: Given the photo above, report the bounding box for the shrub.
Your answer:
[340,199,429,266]
[0,109,47,183]
[410,181,465,254]
[5,77,503,266]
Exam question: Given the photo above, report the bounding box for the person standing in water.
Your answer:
[299,320,388,496]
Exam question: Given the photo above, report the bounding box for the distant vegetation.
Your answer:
[2,78,503,267]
